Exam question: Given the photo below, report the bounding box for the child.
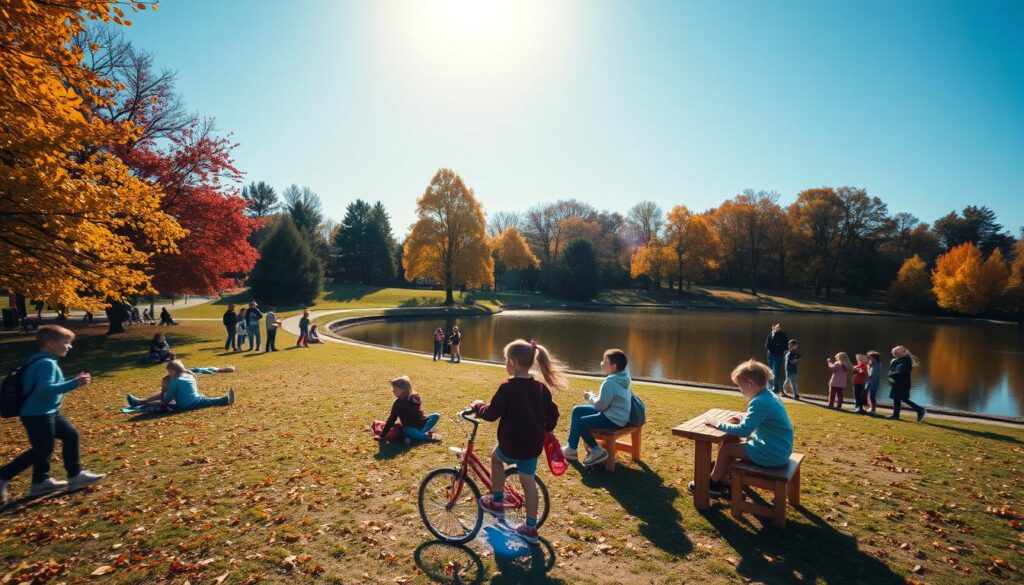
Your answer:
[826,352,851,409]
[852,354,869,413]
[235,308,247,350]
[472,339,566,544]
[127,360,234,410]
[377,376,440,444]
[308,323,324,344]
[689,359,793,499]
[783,339,801,399]
[432,328,445,361]
[865,351,882,414]
[887,346,926,422]
[296,310,310,348]
[148,333,175,363]
[0,325,105,504]
[562,348,632,467]
[449,326,462,363]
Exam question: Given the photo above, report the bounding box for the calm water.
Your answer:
[340,308,1024,417]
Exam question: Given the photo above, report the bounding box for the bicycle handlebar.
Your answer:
[459,408,479,424]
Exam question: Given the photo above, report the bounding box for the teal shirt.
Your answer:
[717,389,794,467]
[163,374,201,409]
[20,352,81,416]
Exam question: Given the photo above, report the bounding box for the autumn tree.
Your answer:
[626,201,663,245]
[630,242,672,292]
[887,255,934,311]
[664,209,720,291]
[491,227,539,291]
[712,190,781,295]
[932,243,1008,315]
[247,217,323,305]
[523,199,595,284]
[1,1,184,313]
[403,169,494,304]
[242,181,280,217]
[487,211,523,238]
[1006,239,1024,318]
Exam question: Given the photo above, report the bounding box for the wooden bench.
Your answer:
[730,453,804,528]
[589,426,642,471]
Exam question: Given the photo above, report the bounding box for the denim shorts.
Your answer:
[494,446,538,476]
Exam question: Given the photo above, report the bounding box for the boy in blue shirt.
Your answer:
[1,325,105,503]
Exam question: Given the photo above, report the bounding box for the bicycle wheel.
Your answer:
[502,466,550,529]
[418,468,483,544]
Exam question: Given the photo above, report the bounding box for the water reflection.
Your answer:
[341,309,1024,417]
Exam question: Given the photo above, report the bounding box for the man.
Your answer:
[764,323,789,395]
[245,301,263,351]
[264,306,279,352]
[222,304,238,351]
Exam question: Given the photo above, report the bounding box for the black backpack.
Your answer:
[1,356,45,418]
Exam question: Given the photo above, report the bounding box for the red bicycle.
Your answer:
[418,409,550,543]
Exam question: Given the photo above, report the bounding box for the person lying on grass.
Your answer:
[688,359,794,499]
[125,360,234,410]
[376,376,440,445]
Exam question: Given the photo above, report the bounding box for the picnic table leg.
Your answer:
[693,441,712,510]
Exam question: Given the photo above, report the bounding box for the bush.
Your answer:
[549,239,600,301]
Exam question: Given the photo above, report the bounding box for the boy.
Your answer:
[264,306,279,352]
[0,325,105,504]
[783,339,801,399]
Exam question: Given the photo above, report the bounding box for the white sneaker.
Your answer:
[0,479,8,505]
[562,445,578,461]
[29,477,68,497]
[68,470,105,490]
[582,446,608,467]
[226,388,235,405]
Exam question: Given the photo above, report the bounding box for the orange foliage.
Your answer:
[931,243,1008,315]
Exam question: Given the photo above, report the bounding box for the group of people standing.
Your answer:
[431,326,462,363]
[221,302,322,352]
[764,323,927,421]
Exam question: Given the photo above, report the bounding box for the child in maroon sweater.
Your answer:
[378,376,439,445]
[472,339,568,544]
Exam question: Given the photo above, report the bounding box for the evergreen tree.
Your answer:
[242,181,279,217]
[247,216,323,305]
[550,239,600,301]
[333,200,397,284]
[367,202,397,283]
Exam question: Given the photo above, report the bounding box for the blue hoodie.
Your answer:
[588,370,632,427]
[20,352,81,416]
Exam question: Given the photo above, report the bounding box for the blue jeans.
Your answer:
[433,341,443,360]
[767,354,785,393]
[247,323,261,350]
[178,395,230,410]
[567,405,621,449]
[403,413,440,442]
[0,413,81,484]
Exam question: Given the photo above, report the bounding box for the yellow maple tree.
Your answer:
[931,243,1008,315]
[1,0,184,312]
[630,242,672,285]
[887,255,934,310]
[403,169,494,304]
[664,206,721,291]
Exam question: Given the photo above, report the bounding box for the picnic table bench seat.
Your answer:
[589,426,642,471]
[730,452,804,528]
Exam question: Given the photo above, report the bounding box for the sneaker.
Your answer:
[68,470,105,490]
[916,408,927,422]
[478,495,505,519]
[226,388,235,406]
[515,523,540,545]
[854,408,866,414]
[687,479,726,498]
[126,394,142,407]
[885,414,900,420]
[29,478,68,497]
[0,479,8,505]
[793,393,801,400]
[582,446,608,467]
[562,445,578,461]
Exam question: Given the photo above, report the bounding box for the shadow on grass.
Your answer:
[0,486,89,517]
[701,504,904,584]
[322,284,386,304]
[924,421,1024,445]
[413,541,486,584]
[491,537,561,584]
[577,461,693,557]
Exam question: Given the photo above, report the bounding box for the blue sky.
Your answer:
[122,0,1024,236]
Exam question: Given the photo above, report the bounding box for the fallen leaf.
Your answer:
[91,565,115,576]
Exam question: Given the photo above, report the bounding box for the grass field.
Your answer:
[1,317,1022,584]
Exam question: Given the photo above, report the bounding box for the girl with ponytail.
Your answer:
[887,346,926,421]
[470,338,566,544]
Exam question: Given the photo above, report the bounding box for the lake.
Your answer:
[339,308,1024,417]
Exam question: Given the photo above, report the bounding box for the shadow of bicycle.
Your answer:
[413,538,563,584]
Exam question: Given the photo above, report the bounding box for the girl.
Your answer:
[378,376,440,444]
[127,360,234,410]
[852,354,870,414]
[690,359,794,499]
[432,328,445,361]
[297,309,310,347]
[887,346,927,422]
[449,326,462,363]
[472,339,566,545]
[308,323,324,344]
[826,352,851,409]
[865,351,882,414]
[235,310,247,351]
[148,333,175,363]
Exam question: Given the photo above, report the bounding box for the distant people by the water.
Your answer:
[765,323,789,394]
[296,309,310,348]
[126,359,234,410]
[852,354,870,414]
[235,308,247,350]
[887,346,926,422]
[244,301,263,351]
[223,304,238,351]
[449,325,462,363]
[308,323,324,344]
[265,306,280,352]
[563,348,632,468]
[148,333,175,363]
[782,339,801,399]
[432,327,445,361]
[159,307,177,326]
[826,352,851,409]
[377,376,440,445]
[866,351,882,414]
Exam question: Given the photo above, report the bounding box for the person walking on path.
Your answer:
[432,328,445,361]
[887,346,927,422]
[449,326,462,363]
[244,301,263,351]
[222,304,238,351]
[296,310,311,347]
[764,323,789,394]
[264,307,280,352]
[0,325,105,504]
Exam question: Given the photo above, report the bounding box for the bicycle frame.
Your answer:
[448,409,526,511]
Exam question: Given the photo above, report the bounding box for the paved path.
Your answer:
[24,296,217,322]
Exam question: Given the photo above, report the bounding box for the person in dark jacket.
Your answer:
[244,301,263,351]
[159,307,177,326]
[764,323,789,394]
[378,376,439,443]
[886,346,926,421]
[222,304,238,351]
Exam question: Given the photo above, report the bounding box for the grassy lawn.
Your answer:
[1,320,1022,585]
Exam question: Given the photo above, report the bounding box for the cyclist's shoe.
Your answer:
[478,495,505,519]
[515,523,540,545]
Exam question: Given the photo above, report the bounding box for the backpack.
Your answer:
[1,356,45,418]
[627,392,646,427]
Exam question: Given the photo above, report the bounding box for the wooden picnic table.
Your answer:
[672,408,745,510]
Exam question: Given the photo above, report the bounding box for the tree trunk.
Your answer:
[15,293,27,318]
[444,287,454,305]
[105,302,129,335]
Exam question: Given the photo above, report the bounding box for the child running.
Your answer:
[783,339,801,399]
[852,354,870,413]
[827,352,852,409]
[689,359,794,498]
[471,339,566,544]
[377,376,440,444]
[865,350,882,414]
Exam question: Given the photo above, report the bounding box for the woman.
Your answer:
[449,326,462,363]
[432,327,445,361]
[223,304,238,351]
[562,349,632,467]
[887,346,926,422]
